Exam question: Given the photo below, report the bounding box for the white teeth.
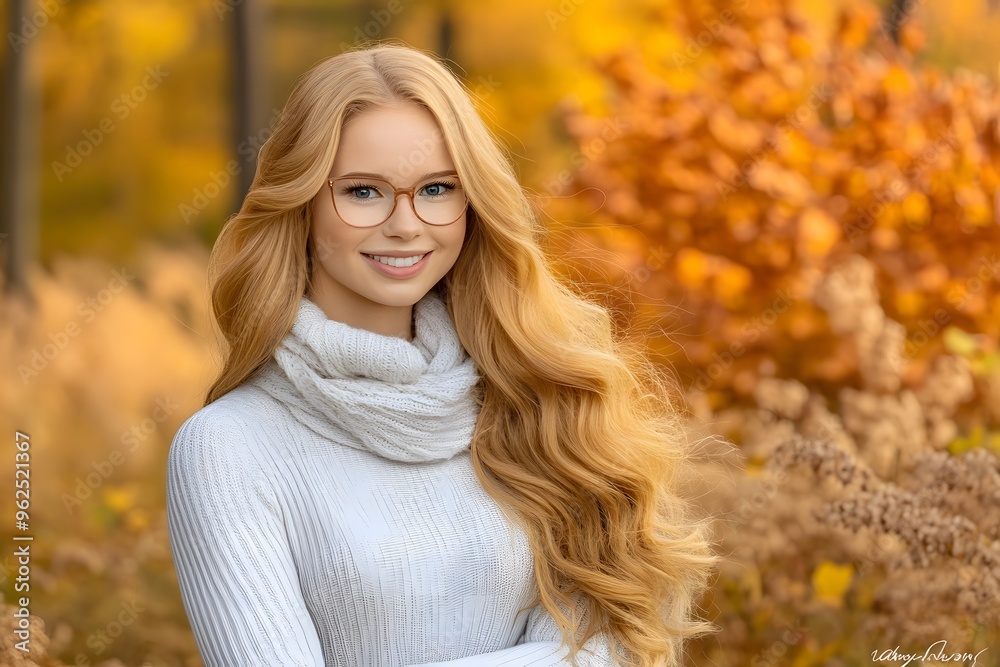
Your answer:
[363,253,427,268]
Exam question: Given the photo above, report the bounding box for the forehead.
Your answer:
[332,104,455,182]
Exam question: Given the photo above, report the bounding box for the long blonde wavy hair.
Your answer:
[204,41,719,667]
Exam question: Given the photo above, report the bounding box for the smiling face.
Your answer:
[306,102,467,336]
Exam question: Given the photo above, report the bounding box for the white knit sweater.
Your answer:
[166,289,617,666]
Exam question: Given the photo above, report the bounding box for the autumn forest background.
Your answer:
[1,0,1000,665]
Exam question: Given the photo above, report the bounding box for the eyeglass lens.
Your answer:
[331,176,467,226]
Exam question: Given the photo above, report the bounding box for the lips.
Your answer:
[359,250,433,278]
[362,252,429,268]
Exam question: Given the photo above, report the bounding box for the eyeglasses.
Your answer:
[326,172,469,228]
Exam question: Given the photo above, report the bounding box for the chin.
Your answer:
[357,283,437,308]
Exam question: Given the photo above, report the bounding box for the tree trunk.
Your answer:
[884,0,909,44]
[1,0,39,304]
[437,6,454,60]
[231,0,269,210]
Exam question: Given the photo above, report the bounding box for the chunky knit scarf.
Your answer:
[254,289,481,463]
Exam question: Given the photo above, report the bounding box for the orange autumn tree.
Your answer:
[539,0,1000,664]
[544,0,1000,411]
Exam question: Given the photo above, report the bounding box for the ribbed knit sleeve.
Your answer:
[519,592,618,666]
[408,592,618,666]
[166,412,326,666]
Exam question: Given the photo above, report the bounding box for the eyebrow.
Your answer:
[334,170,459,182]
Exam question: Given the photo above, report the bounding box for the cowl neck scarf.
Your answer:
[254,289,481,463]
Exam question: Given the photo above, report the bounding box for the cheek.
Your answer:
[311,226,339,265]
[434,225,467,269]
[450,221,469,254]
[311,216,360,265]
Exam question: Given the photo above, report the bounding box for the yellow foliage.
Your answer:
[708,108,765,153]
[742,566,763,605]
[551,0,1000,396]
[101,486,136,513]
[715,262,753,307]
[676,247,710,287]
[797,208,841,258]
[812,561,854,607]
[126,508,150,532]
[901,191,930,228]
[115,2,195,62]
[895,291,924,317]
[883,64,915,95]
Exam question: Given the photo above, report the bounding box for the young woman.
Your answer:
[165,42,717,667]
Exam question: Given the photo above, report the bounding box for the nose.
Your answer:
[382,191,423,237]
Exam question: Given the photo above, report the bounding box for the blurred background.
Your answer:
[1,0,999,665]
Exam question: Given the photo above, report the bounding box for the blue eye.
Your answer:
[340,182,383,200]
[421,181,456,198]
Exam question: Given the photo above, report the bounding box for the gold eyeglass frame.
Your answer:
[326,173,469,228]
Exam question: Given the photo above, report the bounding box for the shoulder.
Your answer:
[166,383,290,524]
[166,382,280,482]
